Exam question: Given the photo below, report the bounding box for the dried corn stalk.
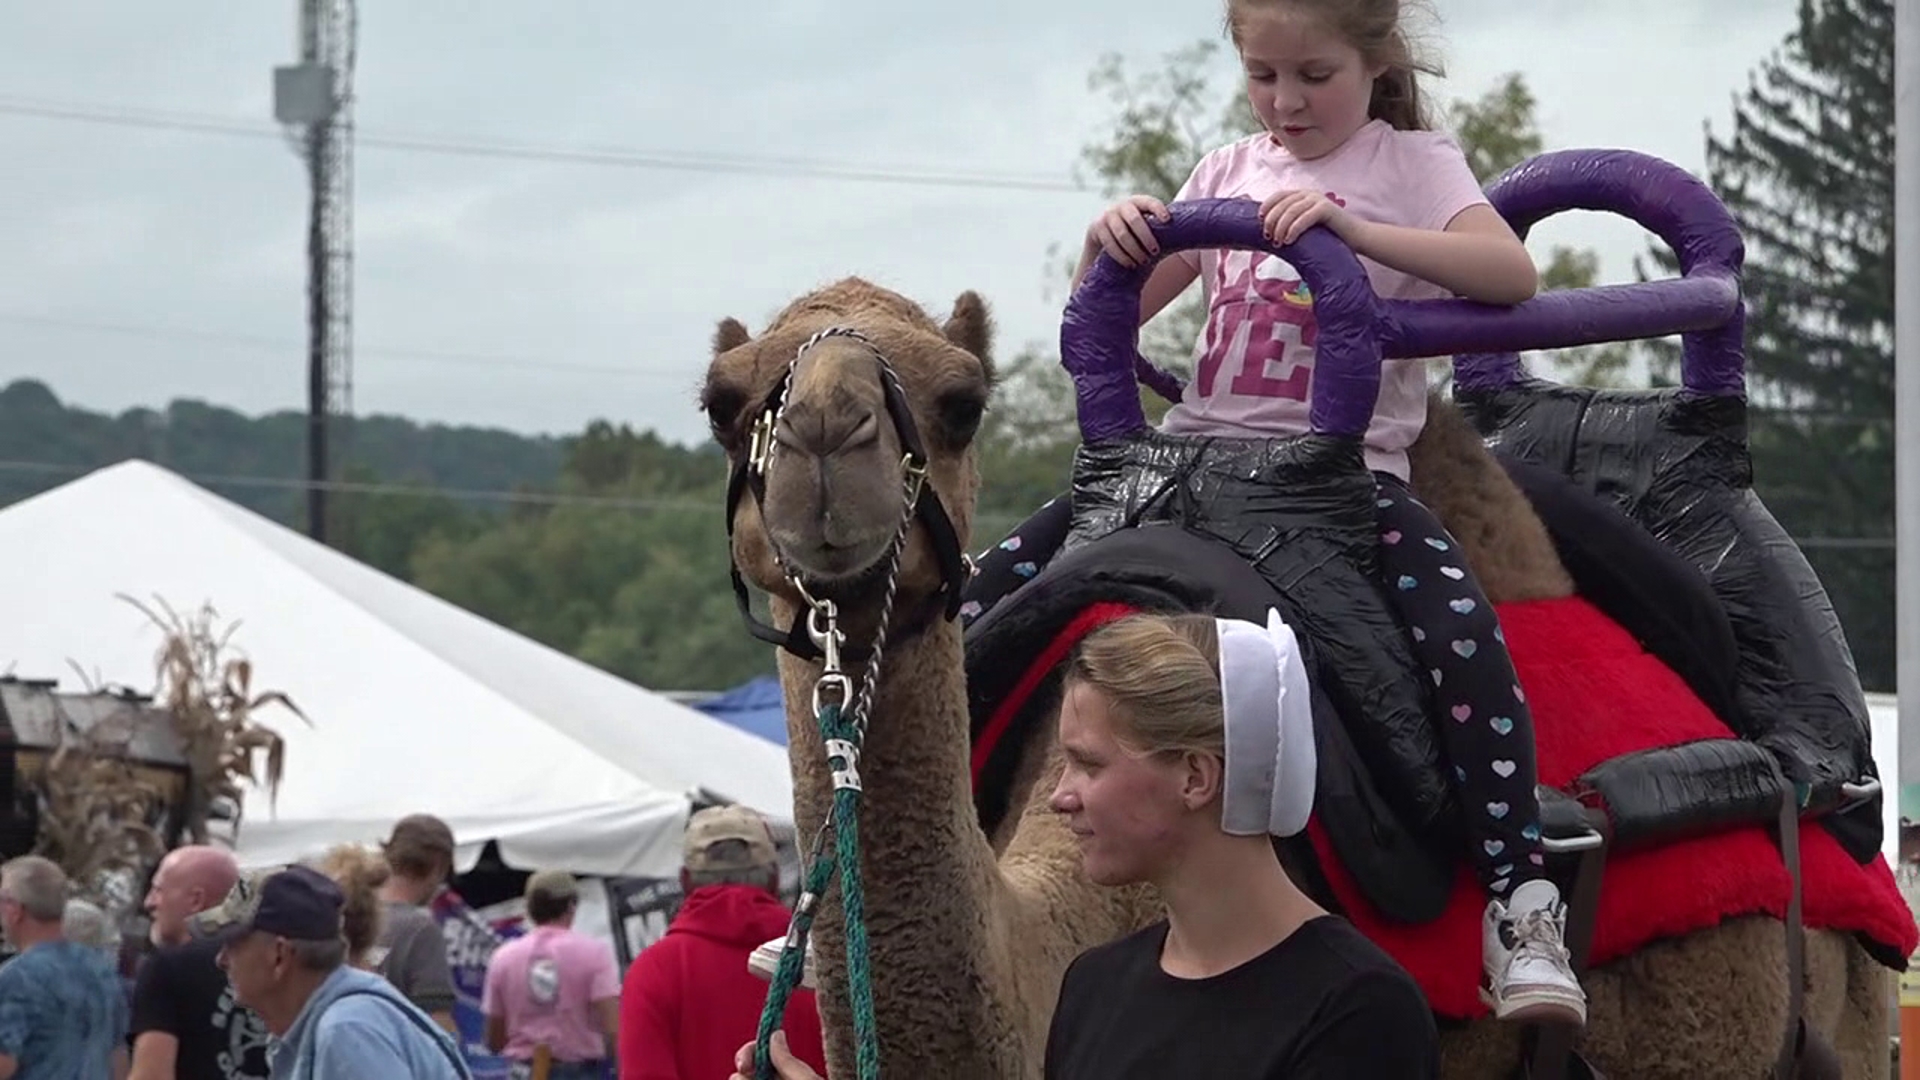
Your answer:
[29,707,169,912]
[120,594,309,845]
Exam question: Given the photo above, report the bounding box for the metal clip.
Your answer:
[812,674,852,718]
[825,738,862,792]
[748,410,777,476]
[806,601,844,675]
[901,452,929,503]
[784,892,818,949]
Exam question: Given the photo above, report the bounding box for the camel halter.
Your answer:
[730,325,962,1080]
[723,325,972,667]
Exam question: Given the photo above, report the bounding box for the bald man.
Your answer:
[144,847,238,949]
[129,846,270,1080]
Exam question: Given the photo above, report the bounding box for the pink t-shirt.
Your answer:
[481,924,620,1064]
[1158,119,1490,479]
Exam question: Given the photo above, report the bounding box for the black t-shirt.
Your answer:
[1044,915,1439,1080]
[129,938,271,1080]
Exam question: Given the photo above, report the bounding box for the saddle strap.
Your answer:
[1773,788,1813,1080]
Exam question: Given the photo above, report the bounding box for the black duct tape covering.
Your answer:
[1459,380,1881,863]
[1572,740,1788,852]
[1061,429,1457,836]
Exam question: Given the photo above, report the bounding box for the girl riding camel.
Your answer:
[965,0,1587,1027]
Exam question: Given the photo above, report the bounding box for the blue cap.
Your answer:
[190,864,344,943]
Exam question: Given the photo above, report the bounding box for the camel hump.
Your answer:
[1457,379,1883,863]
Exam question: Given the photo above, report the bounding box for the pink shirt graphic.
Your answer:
[481,924,619,1064]
[1159,119,1491,479]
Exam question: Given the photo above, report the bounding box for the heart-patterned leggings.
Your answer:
[1373,472,1546,898]
[960,476,1547,899]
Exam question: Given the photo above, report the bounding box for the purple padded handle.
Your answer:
[1445,148,1746,397]
[1061,198,1382,442]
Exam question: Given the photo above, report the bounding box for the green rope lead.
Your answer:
[754,702,880,1080]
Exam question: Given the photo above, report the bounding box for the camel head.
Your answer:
[701,277,996,647]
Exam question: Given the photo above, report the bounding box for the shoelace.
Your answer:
[1508,906,1573,965]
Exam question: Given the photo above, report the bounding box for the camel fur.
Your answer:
[704,278,1891,1080]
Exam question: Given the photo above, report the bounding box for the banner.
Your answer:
[433,889,526,1080]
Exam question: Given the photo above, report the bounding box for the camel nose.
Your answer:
[780,401,879,458]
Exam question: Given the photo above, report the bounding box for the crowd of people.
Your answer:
[0,801,822,1080]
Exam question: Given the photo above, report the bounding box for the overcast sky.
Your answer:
[2,1,1796,448]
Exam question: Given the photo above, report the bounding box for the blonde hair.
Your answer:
[1225,0,1443,132]
[1063,613,1226,761]
[315,844,391,967]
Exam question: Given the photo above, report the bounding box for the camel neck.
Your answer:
[1156,834,1325,981]
[782,618,980,853]
[778,614,1008,1072]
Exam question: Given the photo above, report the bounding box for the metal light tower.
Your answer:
[273,0,356,544]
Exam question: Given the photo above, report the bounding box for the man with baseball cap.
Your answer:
[199,864,471,1079]
[480,870,619,1080]
[619,804,825,1080]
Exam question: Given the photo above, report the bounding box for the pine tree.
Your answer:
[1639,0,1894,687]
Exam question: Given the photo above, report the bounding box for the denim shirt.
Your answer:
[0,941,127,1079]
[271,966,471,1080]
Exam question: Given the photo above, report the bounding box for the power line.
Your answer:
[0,95,1089,194]
[0,312,689,379]
[0,457,1027,531]
[0,458,1886,549]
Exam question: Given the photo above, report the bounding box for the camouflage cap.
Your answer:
[190,864,343,944]
[683,804,777,873]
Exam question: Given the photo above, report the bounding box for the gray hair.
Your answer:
[290,936,348,973]
[0,856,69,922]
[62,899,119,954]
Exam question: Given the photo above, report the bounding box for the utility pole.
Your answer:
[273,0,356,543]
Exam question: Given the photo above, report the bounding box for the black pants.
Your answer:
[960,478,1547,898]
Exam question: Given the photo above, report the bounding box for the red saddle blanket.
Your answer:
[1304,596,1918,1018]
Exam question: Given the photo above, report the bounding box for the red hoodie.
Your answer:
[619,884,828,1080]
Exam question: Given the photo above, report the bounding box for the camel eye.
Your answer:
[936,389,987,446]
[701,383,748,441]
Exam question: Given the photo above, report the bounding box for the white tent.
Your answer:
[0,460,794,879]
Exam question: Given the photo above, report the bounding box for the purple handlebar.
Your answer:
[1061,200,1383,441]
[1060,148,1748,443]
[1450,149,1745,397]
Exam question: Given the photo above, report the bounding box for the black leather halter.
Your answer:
[723,327,970,663]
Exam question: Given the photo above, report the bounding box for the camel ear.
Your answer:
[713,317,752,355]
[943,291,994,367]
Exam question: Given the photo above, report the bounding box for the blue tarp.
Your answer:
[694,674,787,746]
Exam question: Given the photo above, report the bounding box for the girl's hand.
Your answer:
[1086,195,1172,268]
[1259,190,1358,246]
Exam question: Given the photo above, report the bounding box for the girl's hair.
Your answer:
[315,843,392,966]
[1226,0,1444,132]
[1062,613,1226,761]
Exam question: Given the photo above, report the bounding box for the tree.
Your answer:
[1637,0,1894,688]
[1443,75,1630,387]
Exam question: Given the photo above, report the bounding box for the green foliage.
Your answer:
[1441,74,1630,389]
[0,379,564,525]
[1637,0,1894,688]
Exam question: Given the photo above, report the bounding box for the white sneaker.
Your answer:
[1481,879,1588,1026]
[748,934,817,991]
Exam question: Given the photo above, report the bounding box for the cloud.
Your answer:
[0,0,1802,447]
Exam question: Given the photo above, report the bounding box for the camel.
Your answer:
[701,276,1900,1079]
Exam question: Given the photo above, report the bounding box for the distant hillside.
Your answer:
[0,379,571,525]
